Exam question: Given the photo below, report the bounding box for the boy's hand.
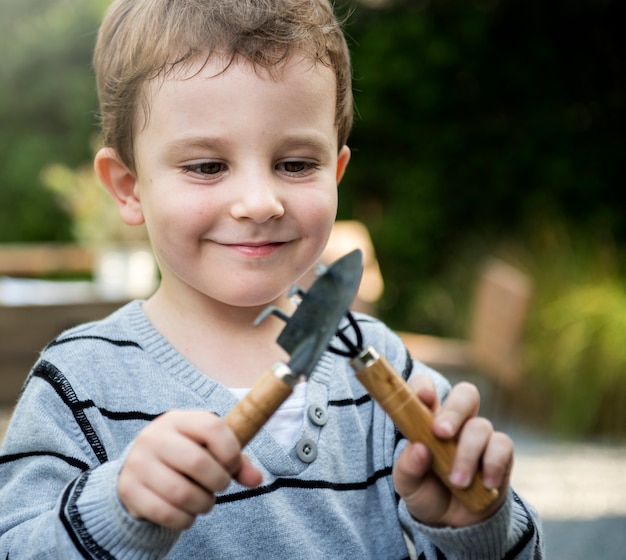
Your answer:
[118,410,263,530]
[393,376,513,527]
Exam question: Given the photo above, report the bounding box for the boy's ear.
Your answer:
[336,145,351,185]
[94,147,145,226]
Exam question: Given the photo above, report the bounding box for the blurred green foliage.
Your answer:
[338,0,624,332]
[519,221,626,439]
[426,218,626,439]
[0,0,108,241]
[529,276,626,438]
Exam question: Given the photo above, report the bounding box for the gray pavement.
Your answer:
[509,425,626,559]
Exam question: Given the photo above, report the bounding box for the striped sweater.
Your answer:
[0,301,543,559]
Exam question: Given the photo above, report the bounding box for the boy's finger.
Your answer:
[164,440,233,494]
[234,454,264,488]
[173,410,244,475]
[147,461,217,515]
[139,488,198,530]
[172,411,263,490]
[433,382,481,439]
[449,417,493,489]
[393,442,450,524]
[118,474,197,530]
[481,431,514,490]
[393,442,431,500]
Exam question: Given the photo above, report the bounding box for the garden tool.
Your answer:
[329,306,499,513]
[225,249,363,447]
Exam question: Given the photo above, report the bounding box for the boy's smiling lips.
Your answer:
[220,240,286,257]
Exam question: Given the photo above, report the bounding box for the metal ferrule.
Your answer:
[350,346,380,372]
[272,361,300,387]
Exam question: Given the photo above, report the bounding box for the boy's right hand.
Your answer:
[117,410,263,530]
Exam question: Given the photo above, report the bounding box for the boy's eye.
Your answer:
[183,162,225,176]
[278,161,319,174]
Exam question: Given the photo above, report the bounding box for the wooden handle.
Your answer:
[225,364,294,447]
[352,348,498,513]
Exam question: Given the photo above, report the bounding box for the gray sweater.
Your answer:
[0,301,542,559]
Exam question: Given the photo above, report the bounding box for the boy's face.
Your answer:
[104,55,350,310]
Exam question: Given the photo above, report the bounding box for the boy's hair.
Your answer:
[94,0,353,173]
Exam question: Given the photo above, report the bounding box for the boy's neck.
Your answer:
[142,287,295,388]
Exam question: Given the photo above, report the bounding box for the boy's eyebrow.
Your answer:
[163,134,334,156]
[164,136,229,156]
[281,134,335,153]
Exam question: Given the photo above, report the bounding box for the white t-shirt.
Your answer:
[228,382,307,450]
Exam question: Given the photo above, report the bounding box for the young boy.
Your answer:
[0,0,542,557]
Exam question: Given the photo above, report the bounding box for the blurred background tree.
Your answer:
[0,0,108,241]
[337,0,624,332]
[1,0,624,437]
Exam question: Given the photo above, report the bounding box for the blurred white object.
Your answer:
[94,246,158,301]
[0,277,95,305]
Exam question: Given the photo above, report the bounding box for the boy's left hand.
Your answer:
[393,375,513,528]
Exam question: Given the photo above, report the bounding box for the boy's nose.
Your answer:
[230,177,285,223]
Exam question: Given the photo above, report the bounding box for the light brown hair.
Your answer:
[93,0,353,173]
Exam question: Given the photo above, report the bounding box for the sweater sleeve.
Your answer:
[0,364,180,559]
[376,325,544,559]
[400,488,544,559]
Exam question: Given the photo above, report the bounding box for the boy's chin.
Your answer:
[207,285,294,312]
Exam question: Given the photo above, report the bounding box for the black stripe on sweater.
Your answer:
[31,362,109,464]
[415,492,539,560]
[30,363,163,456]
[99,408,161,422]
[47,335,142,350]
[216,465,393,505]
[31,363,161,423]
[60,473,116,559]
[328,393,372,407]
[402,347,414,381]
[59,479,94,559]
[503,492,538,560]
[0,450,89,471]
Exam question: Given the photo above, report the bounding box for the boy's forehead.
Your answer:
[137,53,338,140]
[141,53,336,118]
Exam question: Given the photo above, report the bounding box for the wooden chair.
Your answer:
[398,259,533,417]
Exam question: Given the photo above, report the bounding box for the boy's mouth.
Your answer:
[223,241,286,257]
